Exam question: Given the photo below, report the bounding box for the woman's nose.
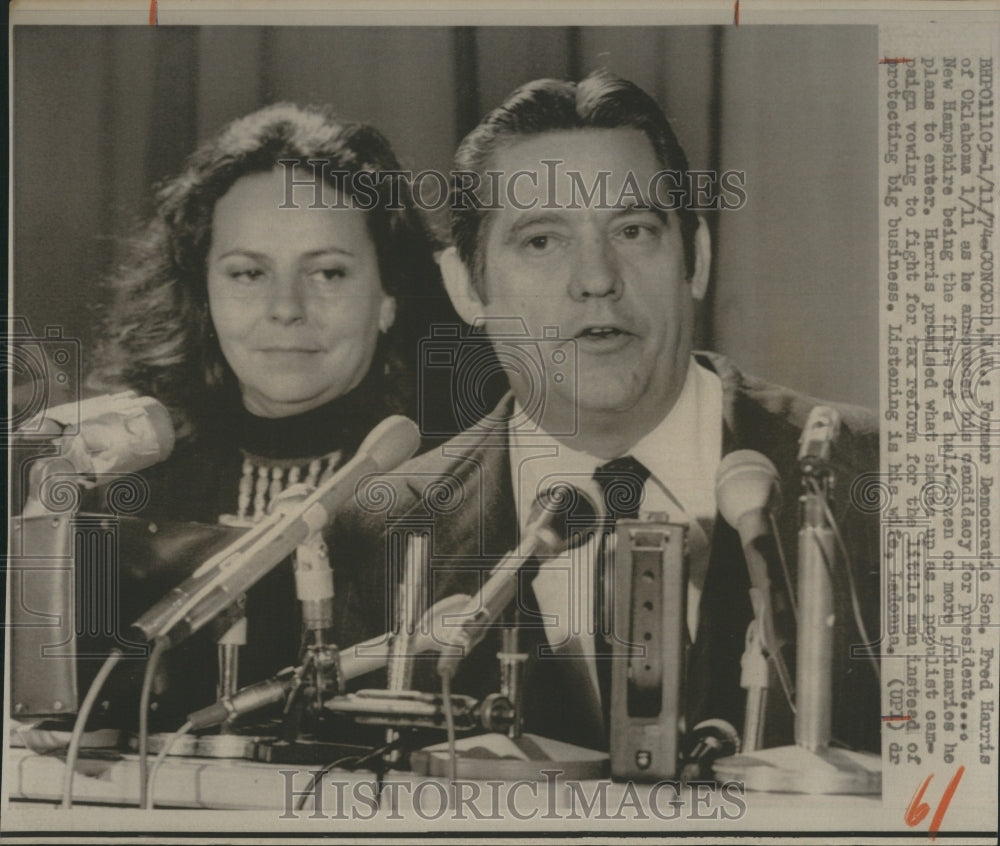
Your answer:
[267,273,307,324]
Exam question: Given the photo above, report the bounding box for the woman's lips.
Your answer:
[254,347,323,361]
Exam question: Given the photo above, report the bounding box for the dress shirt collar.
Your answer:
[509,356,723,525]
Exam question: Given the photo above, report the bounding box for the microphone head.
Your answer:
[359,415,422,471]
[133,396,176,464]
[70,394,176,474]
[798,405,842,473]
[529,481,603,555]
[715,449,781,528]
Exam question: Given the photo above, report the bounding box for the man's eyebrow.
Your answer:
[609,201,670,225]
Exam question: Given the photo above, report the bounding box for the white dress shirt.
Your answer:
[507,356,723,699]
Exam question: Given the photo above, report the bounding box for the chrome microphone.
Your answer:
[187,669,298,731]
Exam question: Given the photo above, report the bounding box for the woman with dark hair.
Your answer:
[90,103,455,726]
[94,103,445,522]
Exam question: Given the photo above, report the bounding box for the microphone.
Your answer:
[798,406,842,476]
[131,415,421,647]
[187,671,296,731]
[186,594,471,730]
[715,450,792,696]
[716,450,782,608]
[22,391,175,476]
[436,484,600,679]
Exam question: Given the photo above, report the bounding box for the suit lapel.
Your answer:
[401,398,518,578]
[683,354,753,733]
[400,397,522,698]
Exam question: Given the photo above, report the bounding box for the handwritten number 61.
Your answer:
[904,766,965,840]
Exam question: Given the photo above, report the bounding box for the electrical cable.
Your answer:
[138,637,168,809]
[771,646,796,715]
[294,741,398,813]
[144,720,192,809]
[293,753,361,813]
[60,648,123,809]
[441,673,457,784]
[768,509,798,623]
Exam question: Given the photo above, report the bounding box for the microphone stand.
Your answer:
[410,492,610,780]
[384,529,430,765]
[292,529,343,710]
[215,598,247,734]
[411,521,610,783]
[260,526,345,757]
[499,614,528,740]
[161,517,345,761]
[739,618,769,753]
[713,466,881,793]
[409,605,609,781]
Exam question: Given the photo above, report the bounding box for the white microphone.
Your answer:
[21,391,175,476]
[436,484,600,679]
[716,450,782,606]
[131,415,421,647]
[715,450,793,700]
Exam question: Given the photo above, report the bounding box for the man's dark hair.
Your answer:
[450,71,701,292]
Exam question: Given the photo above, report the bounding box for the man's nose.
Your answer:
[568,234,622,300]
[267,272,308,324]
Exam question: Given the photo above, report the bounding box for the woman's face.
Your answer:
[206,168,396,418]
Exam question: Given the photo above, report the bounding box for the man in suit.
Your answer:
[329,72,880,758]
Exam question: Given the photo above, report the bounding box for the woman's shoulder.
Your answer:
[100,434,243,524]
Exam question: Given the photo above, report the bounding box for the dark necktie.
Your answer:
[592,456,652,726]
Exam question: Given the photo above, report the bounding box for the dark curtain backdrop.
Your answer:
[13,25,877,409]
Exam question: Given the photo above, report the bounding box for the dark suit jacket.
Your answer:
[327,353,881,754]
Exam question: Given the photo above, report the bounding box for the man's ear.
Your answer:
[689,215,712,301]
[439,246,486,324]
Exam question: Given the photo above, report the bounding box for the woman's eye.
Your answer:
[309,267,347,283]
[228,267,265,282]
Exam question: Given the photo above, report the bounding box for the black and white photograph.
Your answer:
[4,3,998,842]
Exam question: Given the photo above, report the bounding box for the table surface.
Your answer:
[2,743,916,836]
